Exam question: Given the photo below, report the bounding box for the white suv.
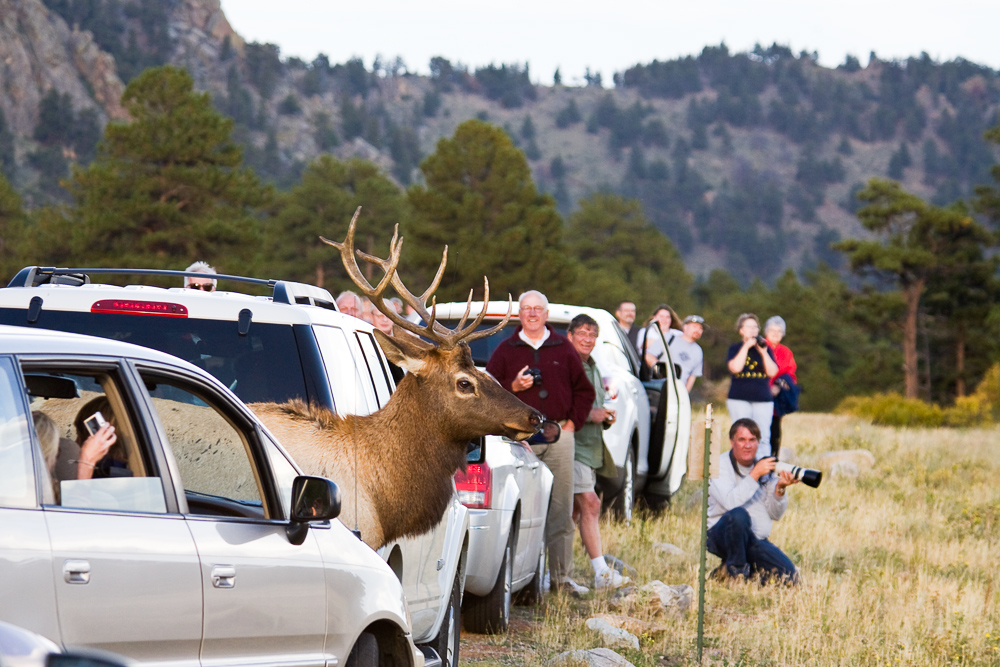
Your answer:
[435,301,692,522]
[0,325,422,667]
[0,267,469,667]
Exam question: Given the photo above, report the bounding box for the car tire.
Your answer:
[609,444,637,524]
[517,535,546,606]
[463,532,513,633]
[428,570,461,667]
[345,632,378,667]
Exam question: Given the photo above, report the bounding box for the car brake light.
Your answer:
[91,300,188,317]
[455,462,491,509]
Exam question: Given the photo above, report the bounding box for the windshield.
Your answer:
[435,320,568,365]
[0,309,309,405]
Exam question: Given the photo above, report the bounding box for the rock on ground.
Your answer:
[547,648,636,667]
[611,580,693,615]
[584,618,639,651]
[588,613,671,636]
[818,449,875,474]
[652,543,686,557]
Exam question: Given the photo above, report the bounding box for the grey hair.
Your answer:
[336,290,362,307]
[518,290,549,309]
[385,297,403,313]
[765,316,787,335]
[183,261,217,288]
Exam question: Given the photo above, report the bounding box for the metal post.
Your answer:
[696,404,713,662]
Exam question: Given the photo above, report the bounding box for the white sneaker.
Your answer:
[557,577,590,597]
[594,569,630,591]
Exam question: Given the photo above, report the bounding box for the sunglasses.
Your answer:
[685,316,705,324]
[186,283,215,292]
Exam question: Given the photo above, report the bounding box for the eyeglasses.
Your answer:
[570,330,598,339]
[187,283,215,292]
[521,306,546,314]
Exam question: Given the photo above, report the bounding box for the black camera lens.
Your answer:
[755,335,767,347]
[527,368,542,383]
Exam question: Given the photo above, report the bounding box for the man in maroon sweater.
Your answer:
[486,290,595,595]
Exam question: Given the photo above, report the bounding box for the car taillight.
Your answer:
[455,462,491,509]
[91,300,188,317]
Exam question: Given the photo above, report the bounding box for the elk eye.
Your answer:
[457,379,474,393]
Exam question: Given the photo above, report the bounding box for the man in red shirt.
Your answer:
[486,291,595,595]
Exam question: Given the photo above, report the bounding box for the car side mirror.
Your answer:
[526,420,561,445]
[287,476,341,546]
[466,437,486,464]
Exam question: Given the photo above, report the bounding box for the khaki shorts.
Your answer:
[573,460,597,494]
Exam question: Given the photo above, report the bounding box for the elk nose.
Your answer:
[529,411,543,428]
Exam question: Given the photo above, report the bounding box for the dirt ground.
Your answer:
[460,608,540,665]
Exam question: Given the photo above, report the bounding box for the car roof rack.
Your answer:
[6,267,339,311]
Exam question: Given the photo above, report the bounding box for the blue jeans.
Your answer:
[707,508,798,585]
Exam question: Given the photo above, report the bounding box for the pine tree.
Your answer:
[262,155,407,289]
[405,120,573,301]
[0,172,27,281]
[835,178,990,398]
[61,66,271,274]
[563,193,691,314]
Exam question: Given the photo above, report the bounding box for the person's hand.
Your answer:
[78,424,116,479]
[589,407,611,423]
[563,420,575,433]
[511,365,534,392]
[603,409,616,426]
[775,469,800,496]
[749,456,776,481]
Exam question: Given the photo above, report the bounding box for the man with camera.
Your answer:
[487,291,595,595]
[566,314,629,590]
[707,418,800,585]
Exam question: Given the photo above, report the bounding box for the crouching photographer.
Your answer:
[707,417,800,585]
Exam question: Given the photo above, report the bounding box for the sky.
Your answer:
[219,0,997,86]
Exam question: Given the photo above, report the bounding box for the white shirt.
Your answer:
[518,327,550,350]
[707,450,788,540]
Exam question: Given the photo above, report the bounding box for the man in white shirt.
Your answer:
[668,315,705,393]
[707,418,799,584]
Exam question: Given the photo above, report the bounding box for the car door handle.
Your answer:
[514,460,525,468]
[212,565,236,589]
[63,559,90,585]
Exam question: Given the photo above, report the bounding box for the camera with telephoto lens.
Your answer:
[525,368,542,384]
[755,335,767,347]
[773,460,822,488]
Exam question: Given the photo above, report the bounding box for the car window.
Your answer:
[0,356,36,509]
[261,432,298,520]
[356,331,393,407]
[0,309,310,405]
[140,372,267,519]
[313,325,376,417]
[26,366,167,514]
[600,340,634,375]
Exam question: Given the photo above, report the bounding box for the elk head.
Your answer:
[321,207,544,441]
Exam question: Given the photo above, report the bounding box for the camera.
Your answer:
[84,411,108,437]
[525,368,542,384]
[774,460,822,488]
[755,335,767,347]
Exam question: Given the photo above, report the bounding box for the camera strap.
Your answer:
[731,450,770,485]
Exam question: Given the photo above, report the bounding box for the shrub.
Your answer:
[835,392,944,427]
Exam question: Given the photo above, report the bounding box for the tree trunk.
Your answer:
[956,324,966,397]
[316,263,324,288]
[903,281,924,399]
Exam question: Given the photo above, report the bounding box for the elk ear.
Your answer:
[373,329,432,375]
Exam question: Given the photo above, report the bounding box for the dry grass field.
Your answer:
[460,413,1000,666]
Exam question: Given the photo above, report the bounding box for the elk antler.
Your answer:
[320,207,512,349]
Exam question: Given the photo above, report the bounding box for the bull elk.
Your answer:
[252,207,543,549]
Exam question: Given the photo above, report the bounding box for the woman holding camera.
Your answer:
[727,313,778,457]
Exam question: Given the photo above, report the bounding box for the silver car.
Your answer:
[0,325,422,667]
[455,435,553,633]
[0,266,468,667]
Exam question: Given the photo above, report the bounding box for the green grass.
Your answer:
[460,413,1000,666]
